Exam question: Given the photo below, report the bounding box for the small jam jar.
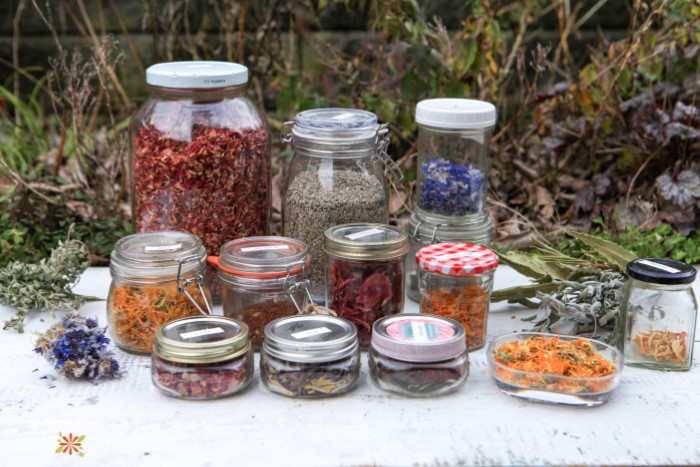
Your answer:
[369,314,469,397]
[107,231,212,354]
[260,315,360,398]
[621,258,697,371]
[208,236,312,348]
[416,242,499,351]
[324,223,409,347]
[152,316,253,400]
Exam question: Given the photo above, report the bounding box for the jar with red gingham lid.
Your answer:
[416,242,499,350]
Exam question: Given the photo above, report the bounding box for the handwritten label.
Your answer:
[291,327,332,340]
[241,245,290,253]
[345,228,383,241]
[180,327,225,339]
[145,243,182,252]
[638,259,681,274]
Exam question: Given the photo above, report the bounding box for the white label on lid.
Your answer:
[345,228,383,241]
[291,326,332,340]
[638,259,681,274]
[410,322,430,343]
[435,251,473,261]
[145,243,182,252]
[180,327,225,339]
[241,245,290,253]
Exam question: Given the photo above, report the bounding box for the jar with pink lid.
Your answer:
[368,314,469,397]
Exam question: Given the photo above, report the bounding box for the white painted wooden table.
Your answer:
[1,266,699,466]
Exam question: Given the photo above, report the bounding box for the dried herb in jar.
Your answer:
[422,285,488,349]
[153,355,249,399]
[632,330,688,364]
[372,361,464,395]
[232,300,298,347]
[419,158,485,216]
[328,259,403,347]
[263,354,357,397]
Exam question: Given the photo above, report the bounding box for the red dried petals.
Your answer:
[153,355,250,399]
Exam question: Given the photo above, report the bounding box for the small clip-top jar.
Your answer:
[260,315,360,398]
[208,236,312,348]
[152,316,253,400]
[417,242,499,351]
[621,258,697,371]
[324,223,409,347]
[107,231,212,354]
[369,314,469,397]
[414,98,496,221]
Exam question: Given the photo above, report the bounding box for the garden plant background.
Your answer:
[0,0,698,267]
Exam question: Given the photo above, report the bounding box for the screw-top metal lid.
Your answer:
[153,316,250,363]
[416,98,496,129]
[416,242,499,276]
[262,315,358,363]
[146,61,248,88]
[211,236,310,278]
[409,211,493,246]
[110,231,207,279]
[324,223,409,261]
[372,314,467,362]
[627,258,697,285]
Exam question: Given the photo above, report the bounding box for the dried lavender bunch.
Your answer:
[1,238,92,333]
[34,312,121,380]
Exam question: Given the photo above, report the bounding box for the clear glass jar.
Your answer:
[417,242,499,351]
[152,316,253,400]
[281,109,391,301]
[209,236,311,349]
[406,211,492,302]
[414,99,496,221]
[369,314,469,397]
[324,223,409,347]
[107,231,212,354]
[129,61,271,301]
[260,315,360,398]
[621,258,697,371]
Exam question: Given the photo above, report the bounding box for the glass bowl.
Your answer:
[487,332,623,407]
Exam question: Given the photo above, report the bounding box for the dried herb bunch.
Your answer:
[1,237,93,333]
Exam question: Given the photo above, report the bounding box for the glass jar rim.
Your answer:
[210,236,310,278]
[324,223,409,260]
[154,316,250,363]
[409,212,493,244]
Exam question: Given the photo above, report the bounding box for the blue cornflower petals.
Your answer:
[418,158,485,216]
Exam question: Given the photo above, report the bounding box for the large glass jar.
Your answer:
[621,258,697,371]
[129,61,270,301]
[260,315,360,398]
[324,223,408,347]
[209,236,311,349]
[107,231,212,354]
[406,212,492,302]
[152,316,253,400]
[281,108,390,302]
[414,99,496,221]
[417,242,499,351]
[369,314,469,397]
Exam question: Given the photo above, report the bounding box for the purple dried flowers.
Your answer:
[34,312,121,380]
[418,158,485,216]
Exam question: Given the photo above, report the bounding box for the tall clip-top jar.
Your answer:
[208,236,312,348]
[416,242,499,351]
[281,108,394,302]
[108,231,212,354]
[414,99,496,221]
[324,223,409,347]
[621,258,697,371]
[129,61,271,301]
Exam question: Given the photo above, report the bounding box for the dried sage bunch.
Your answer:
[1,237,93,333]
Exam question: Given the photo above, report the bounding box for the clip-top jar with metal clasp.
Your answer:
[208,236,312,348]
[281,108,397,302]
[107,231,212,354]
[621,258,697,371]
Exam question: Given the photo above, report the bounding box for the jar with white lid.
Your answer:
[621,258,697,371]
[324,223,409,347]
[152,316,253,400]
[260,315,360,398]
[417,242,499,351]
[129,61,271,301]
[281,108,392,302]
[414,98,496,221]
[107,231,212,354]
[208,236,312,348]
[369,314,469,397]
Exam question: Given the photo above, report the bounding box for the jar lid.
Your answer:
[409,212,493,245]
[154,316,250,363]
[262,315,358,363]
[287,108,381,155]
[324,223,409,260]
[627,258,697,285]
[415,99,496,129]
[416,242,499,276]
[146,61,248,88]
[110,231,207,279]
[211,236,310,278]
[372,314,466,362]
